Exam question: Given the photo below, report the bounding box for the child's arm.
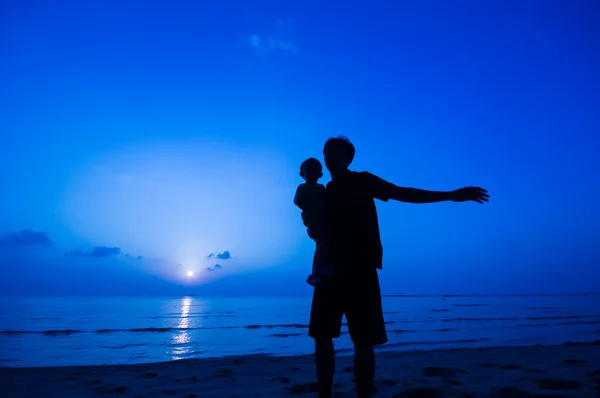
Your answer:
[301,210,311,227]
[293,184,308,210]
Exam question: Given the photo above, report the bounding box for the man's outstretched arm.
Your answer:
[389,185,489,204]
[363,172,490,204]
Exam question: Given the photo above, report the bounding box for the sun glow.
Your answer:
[187,271,194,278]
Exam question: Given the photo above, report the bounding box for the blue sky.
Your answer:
[1,0,599,296]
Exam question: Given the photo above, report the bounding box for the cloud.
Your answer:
[206,264,223,272]
[207,250,231,260]
[69,246,122,258]
[216,251,231,260]
[0,230,53,247]
[250,18,298,54]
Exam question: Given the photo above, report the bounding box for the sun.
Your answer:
[187,271,194,278]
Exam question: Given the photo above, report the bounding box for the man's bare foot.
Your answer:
[314,266,338,278]
[306,274,321,287]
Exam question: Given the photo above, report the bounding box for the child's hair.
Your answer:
[300,157,322,177]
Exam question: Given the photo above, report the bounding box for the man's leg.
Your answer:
[315,338,335,397]
[309,277,343,398]
[344,268,388,398]
[353,342,375,398]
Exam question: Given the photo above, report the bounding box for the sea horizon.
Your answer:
[3,292,600,298]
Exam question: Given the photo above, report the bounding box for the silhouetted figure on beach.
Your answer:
[307,136,489,398]
[294,158,338,287]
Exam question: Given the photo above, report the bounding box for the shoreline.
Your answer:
[4,339,600,370]
[2,341,600,397]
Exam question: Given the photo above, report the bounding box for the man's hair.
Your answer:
[323,135,355,164]
[300,157,322,174]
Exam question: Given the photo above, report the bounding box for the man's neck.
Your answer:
[330,168,350,181]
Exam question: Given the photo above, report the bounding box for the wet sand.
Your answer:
[2,342,600,397]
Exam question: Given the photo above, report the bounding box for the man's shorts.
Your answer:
[308,266,388,346]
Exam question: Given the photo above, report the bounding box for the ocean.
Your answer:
[1,295,599,368]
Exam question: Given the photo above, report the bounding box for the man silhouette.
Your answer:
[308,136,489,398]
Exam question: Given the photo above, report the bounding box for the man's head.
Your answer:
[299,157,323,184]
[323,135,355,175]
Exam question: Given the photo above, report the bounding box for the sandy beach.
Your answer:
[2,342,599,398]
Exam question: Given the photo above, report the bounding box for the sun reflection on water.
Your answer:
[170,297,193,360]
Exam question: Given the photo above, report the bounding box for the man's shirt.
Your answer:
[325,170,396,271]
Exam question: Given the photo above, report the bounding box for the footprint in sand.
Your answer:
[560,358,588,366]
[392,387,445,398]
[379,379,399,387]
[498,364,523,370]
[478,363,522,370]
[271,376,291,384]
[422,366,469,378]
[161,388,188,396]
[490,386,570,398]
[287,381,319,395]
[443,379,464,386]
[524,369,547,374]
[214,368,234,378]
[589,370,600,383]
[110,386,129,395]
[138,372,158,379]
[478,362,499,369]
[536,378,584,391]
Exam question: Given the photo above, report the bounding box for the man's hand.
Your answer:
[450,186,490,204]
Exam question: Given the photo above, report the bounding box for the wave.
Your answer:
[0,329,85,336]
[100,343,150,349]
[527,315,595,320]
[560,320,600,326]
[3,315,598,337]
[269,332,305,338]
[243,324,308,330]
[453,304,488,307]
[137,314,243,319]
[442,317,520,322]
[384,337,492,348]
[1,324,308,336]
[383,293,600,297]
[441,315,600,323]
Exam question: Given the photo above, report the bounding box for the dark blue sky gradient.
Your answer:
[1,0,599,296]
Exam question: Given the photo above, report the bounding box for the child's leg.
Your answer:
[306,241,335,287]
[313,241,337,277]
[306,242,320,287]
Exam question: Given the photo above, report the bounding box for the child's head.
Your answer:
[299,157,323,183]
